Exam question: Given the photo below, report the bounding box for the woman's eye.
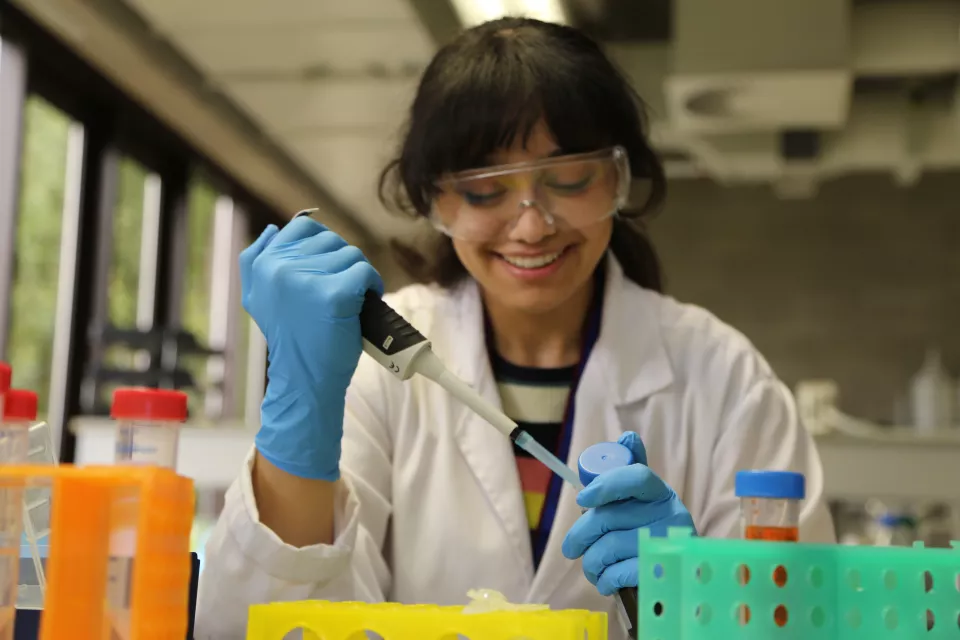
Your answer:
[461,190,505,206]
[545,174,594,193]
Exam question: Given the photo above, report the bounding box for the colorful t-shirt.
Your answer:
[489,353,575,568]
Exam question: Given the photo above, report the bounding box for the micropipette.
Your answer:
[292,211,583,489]
[358,289,583,490]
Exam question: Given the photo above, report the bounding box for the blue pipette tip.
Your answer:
[513,431,582,489]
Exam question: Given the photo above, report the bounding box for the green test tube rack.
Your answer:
[637,527,960,639]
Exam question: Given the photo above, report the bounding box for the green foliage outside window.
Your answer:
[181,180,217,417]
[7,96,69,415]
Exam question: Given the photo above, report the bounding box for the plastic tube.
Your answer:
[735,470,803,542]
[2,390,46,603]
[578,442,638,639]
[735,470,805,627]
[111,388,188,468]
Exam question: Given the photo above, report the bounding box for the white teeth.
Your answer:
[501,251,563,269]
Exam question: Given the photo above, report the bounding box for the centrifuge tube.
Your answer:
[0,390,48,609]
[111,388,188,468]
[735,470,804,626]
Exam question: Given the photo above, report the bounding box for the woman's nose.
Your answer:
[508,202,555,243]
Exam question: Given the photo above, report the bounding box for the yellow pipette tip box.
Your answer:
[246,600,608,640]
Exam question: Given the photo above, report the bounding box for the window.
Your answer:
[108,157,150,329]
[180,178,218,418]
[6,96,72,416]
[2,4,284,461]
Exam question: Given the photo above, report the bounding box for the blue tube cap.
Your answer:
[735,470,805,500]
[578,442,634,487]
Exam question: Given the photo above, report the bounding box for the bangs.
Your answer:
[406,31,623,204]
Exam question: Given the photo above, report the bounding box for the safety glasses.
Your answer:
[430,146,631,242]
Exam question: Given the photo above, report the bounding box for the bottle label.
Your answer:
[115,427,178,467]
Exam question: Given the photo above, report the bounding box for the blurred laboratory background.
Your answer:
[0,0,958,558]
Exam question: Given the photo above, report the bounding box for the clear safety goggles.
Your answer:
[430,146,631,242]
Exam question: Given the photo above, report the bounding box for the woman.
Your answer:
[196,17,835,639]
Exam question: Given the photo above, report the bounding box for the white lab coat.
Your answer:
[196,256,836,640]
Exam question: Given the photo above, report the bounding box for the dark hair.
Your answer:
[378,17,666,292]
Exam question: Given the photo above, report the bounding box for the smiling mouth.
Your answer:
[497,247,569,269]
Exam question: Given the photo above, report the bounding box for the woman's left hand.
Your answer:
[561,432,697,596]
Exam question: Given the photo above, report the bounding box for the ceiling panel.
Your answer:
[168,25,433,75]
[226,79,417,133]
[285,133,425,237]
[126,0,418,27]
[122,0,433,240]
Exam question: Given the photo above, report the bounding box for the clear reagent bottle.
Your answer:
[0,389,37,464]
[111,388,188,468]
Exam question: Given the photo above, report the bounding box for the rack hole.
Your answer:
[925,610,935,631]
[882,607,898,630]
[695,603,712,625]
[810,607,826,628]
[847,569,861,591]
[653,563,664,579]
[774,605,788,627]
[653,602,664,617]
[808,566,824,588]
[695,562,712,584]
[883,570,897,590]
[281,629,323,640]
[736,564,751,585]
[846,608,862,629]
[772,565,788,587]
[735,604,751,625]
[346,632,385,640]
[923,570,934,593]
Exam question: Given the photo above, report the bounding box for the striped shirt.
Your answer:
[490,352,575,568]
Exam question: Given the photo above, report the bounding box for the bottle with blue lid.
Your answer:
[735,470,805,542]
[577,441,639,639]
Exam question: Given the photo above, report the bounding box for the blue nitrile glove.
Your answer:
[561,431,697,596]
[240,216,383,480]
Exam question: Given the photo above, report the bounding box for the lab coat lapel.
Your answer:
[433,281,535,584]
[527,256,675,604]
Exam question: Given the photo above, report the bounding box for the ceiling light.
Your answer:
[450,0,569,27]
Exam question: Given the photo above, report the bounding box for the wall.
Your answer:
[650,173,960,423]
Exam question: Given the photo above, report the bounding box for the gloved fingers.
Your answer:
[581,529,638,585]
[271,215,328,247]
[239,225,278,305]
[564,500,674,559]
[617,431,648,466]
[296,227,349,256]
[337,259,385,307]
[303,244,369,275]
[576,463,673,509]
[305,256,384,318]
[596,557,639,596]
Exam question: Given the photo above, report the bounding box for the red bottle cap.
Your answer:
[3,389,38,421]
[110,388,188,422]
[0,362,10,394]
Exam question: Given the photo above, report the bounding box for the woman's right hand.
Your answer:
[240,215,383,481]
